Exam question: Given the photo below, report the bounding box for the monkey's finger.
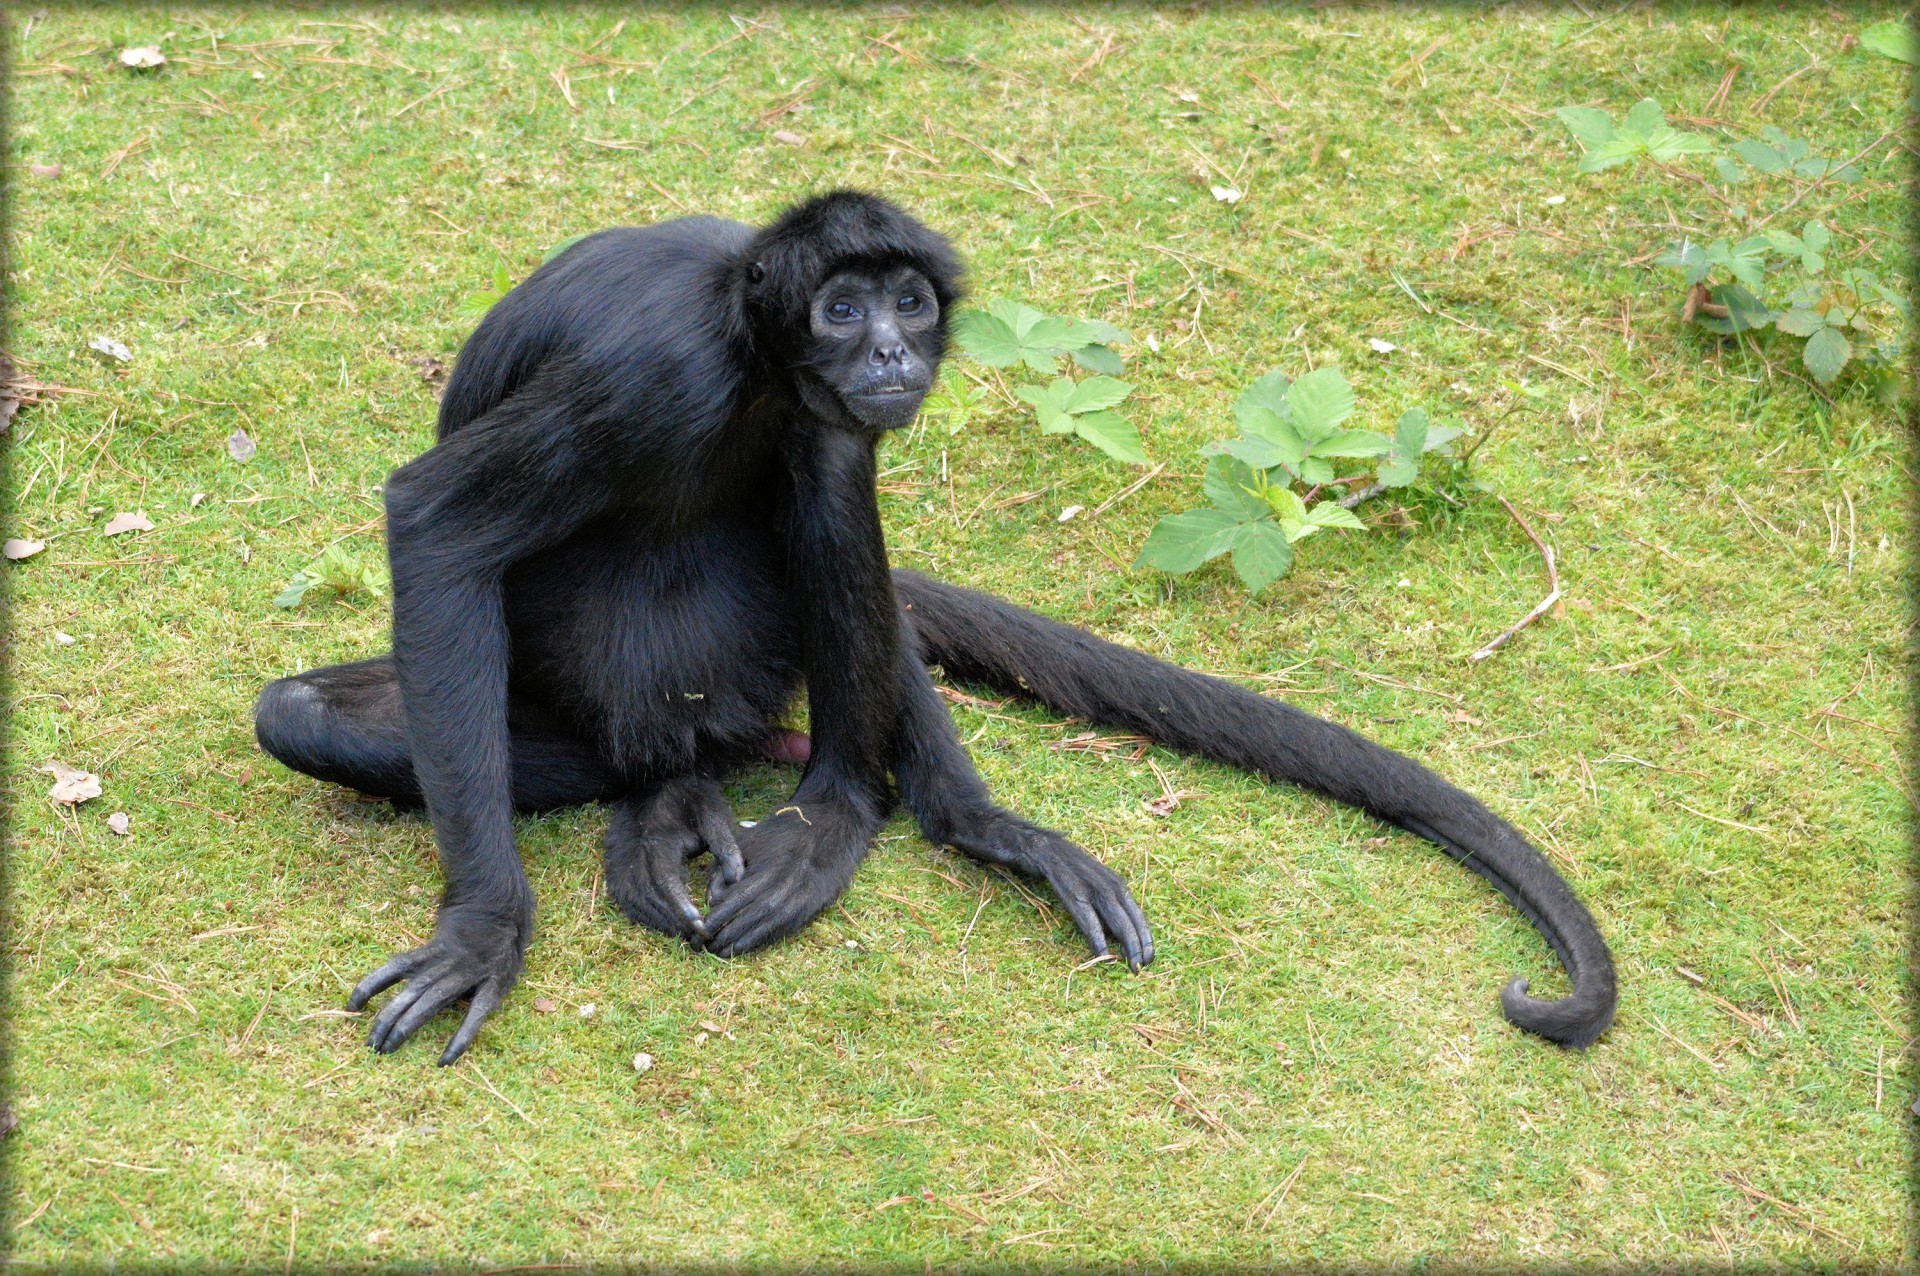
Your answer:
[349,952,419,1012]
[701,818,745,886]
[1058,891,1111,963]
[1123,892,1154,967]
[656,863,709,938]
[368,974,437,1053]
[438,982,505,1067]
[1096,888,1147,972]
[376,972,470,1055]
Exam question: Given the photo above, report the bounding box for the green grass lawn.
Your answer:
[5,5,1909,1268]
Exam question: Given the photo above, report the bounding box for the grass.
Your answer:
[4,4,1909,1268]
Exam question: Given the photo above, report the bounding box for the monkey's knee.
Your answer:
[254,674,418,800]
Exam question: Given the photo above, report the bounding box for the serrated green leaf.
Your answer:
[1802,221,1830,254]
[1578,137,1645,172]
[1062,318,1129,348]
[1237,369,1292,418]
[1065,376,1133,413]
[1285,367,1355,441]
[1424,422,1465,454]
[988,298,1051,342]
[1376,453,1419,488]
[1645,125,1716,161]
[950,308,1024,366]
[1732,139,1789,174]
[1803,326,1851,384]
[1776,306,1826,337]
[1303,502,1368,530]
[1312,429,1392,459]
[1230,520,1293,593]
[1713,155,1745,184]
[273,573,318,609]
[1070,343,1126,375]
[1235,403,1299,452]
[1136,509,1242,574]
[1764,229,1805,256]
[1394,407,1430,458]
[1204,455,1268,520]
[1656,241,1712,286]
[1213,436,1293,472]
[1264,486,1308,525]
[1299,456,1336,485]
[1861,19,1918,64]
[1074,411,1147,464]
[1624,98,1666,135]
[1555,106,1615,150]
[1697,284,1776,335]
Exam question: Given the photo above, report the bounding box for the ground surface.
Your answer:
[4,5,1910,1269]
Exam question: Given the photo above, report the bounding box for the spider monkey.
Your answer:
[256,191,1616,1063]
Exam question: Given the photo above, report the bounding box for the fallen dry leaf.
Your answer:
[29,163,61,179]
[633,1052,655,1073]
[5,538,46,561]
[119,45,166,69]
[226,428,256,463]
[107,812,132,836]
[89,335,132,363]
[40,760,102,805]
[103,511,154,536]
[532,997,557,1013]
[771,129,806,146]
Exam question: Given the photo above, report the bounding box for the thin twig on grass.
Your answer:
[1469,495,1560,662]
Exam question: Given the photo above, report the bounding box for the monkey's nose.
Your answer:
[869,342,908,365]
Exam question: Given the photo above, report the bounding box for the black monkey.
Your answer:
[257,192,1615,1064]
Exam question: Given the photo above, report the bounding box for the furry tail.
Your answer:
[894,570,1616,1048]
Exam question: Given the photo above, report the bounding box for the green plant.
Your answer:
[919,364,990,436]
[454,263,514,320]
[950,298,1146,464]
[1557,97,1906,391]
[1136,367,1461,593]
[273,544,388,609]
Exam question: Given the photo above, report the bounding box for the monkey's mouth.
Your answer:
[845,383,929,430]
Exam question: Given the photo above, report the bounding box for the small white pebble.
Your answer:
[1209,185,1243,204]
[1546,194,1566,206]
[844,939,860,949]
[1397,579,1412,588]
[1368,338,1397,353]
[1058,505,1084,523]
[578,1003,596,1018]
[633,1052,654,1073]
[191,493,206,508]
[54,632,75,646]
[107,811,131,836]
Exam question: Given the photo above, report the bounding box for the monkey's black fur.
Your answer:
[256,191,1616,1063]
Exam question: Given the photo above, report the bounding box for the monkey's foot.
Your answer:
[703,798,876,956]
[348,906,528,1065]
[760,729,812,766]
[950,815,1154,971]
[605,776,744,944]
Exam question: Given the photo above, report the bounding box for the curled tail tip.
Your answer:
[1499,974,1617,1050]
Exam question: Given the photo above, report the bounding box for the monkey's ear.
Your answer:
[746,261,766,284]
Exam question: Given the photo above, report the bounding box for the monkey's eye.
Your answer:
[828,301,860,322]
[897,293,922,315]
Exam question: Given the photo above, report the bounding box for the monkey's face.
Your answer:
[806,266,942,432]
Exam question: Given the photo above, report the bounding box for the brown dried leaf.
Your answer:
[119,45,166,69]
[107,811,132,836]
[4,538,46,560]
[532,997,557,1013]
[29,163,61,179]
[40,760,102,805]
[103,511,154,536]
[771,129,806,146]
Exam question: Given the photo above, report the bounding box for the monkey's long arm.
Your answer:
[894,570,1616,1049]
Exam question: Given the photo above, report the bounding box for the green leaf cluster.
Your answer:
[1555,100,1715,172]
[1136,367,1461,594]
[274,545,388,610]
[950,298,1128,375]
[1559,91,1906,392]
[1014,375,1145,464]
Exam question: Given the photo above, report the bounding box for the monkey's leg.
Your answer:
[604,775,745,944]
[255,655,619,812]
[891,616,1152,970]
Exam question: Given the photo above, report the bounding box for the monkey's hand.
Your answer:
[702,800,877,956]
[946,814,1154,971]
[348,903,529,1066]
[605,777,745,944]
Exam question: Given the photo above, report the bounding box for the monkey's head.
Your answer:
[744,191,965,434]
